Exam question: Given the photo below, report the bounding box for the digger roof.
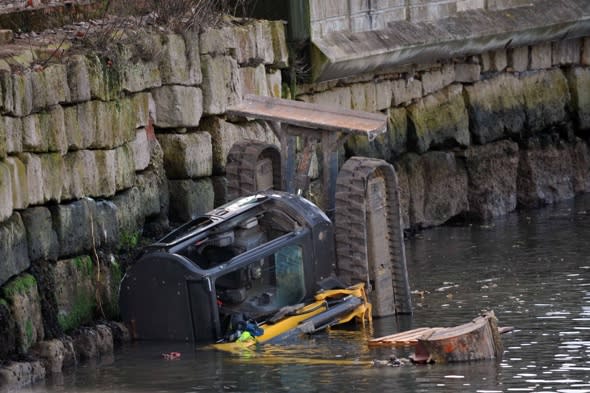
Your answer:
[150,191,330,251]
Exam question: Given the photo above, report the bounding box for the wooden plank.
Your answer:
[368,327,435,347]
[227,95,387,138]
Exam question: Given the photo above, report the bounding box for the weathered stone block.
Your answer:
[152,85,203,128]
[66,54,92,103]
[266,69,282,98]
[508,46,529,72]
[0,361,45,391]
[31,64,70,111]
[112,187,144,237]
[114,144,136,191]
[52,256,96,332]
[0,300,16,360]
[203,117,279,174]
[255,20,275,65]
[63,101,94,150]
[345,106,407,160]
[135,168,166,220]
[201,55,242,115]
[132,92,152,129]
[5,156,28,210]
[35,339,65,374]
[1,273,44,353]
[464,140,519,220]
[454,63,481,83]
[464,73,525,144]
[61,150,89,200]
[421,69,444,95]
[388,107,408,157]
[10,72,33,117]
[159,34,191,85]
[18,153,43,205]
[95,200,119,249]
[375,79,393,111]
[118,40,162,93]
[566,67,590,131]
[270,20,289,68]
[130,128,150,171]
[552,39,582,66]
[407,84,470,153]
[521,69,570,134]
[392,78,422,106]
[0,213,29,286]
[22,106,67,154]
[84,54,122,101]
[182,31,203,85]
[530,43,552,70]
[235,23,258,65]
[168,178,214,222]
[40,153,65,203]
[306,86,352,109]
[396,151,468,228]
[19,153,64,205]
[4,115,22,154]
[88,99,136,150]
[158,131,212,179]
[240,64,269,96]
[93,149,117,197]
[480,49,507,72]
[50,200,96,257]
[0,160,13,221]
[351,82,377,113]
[199,26,236,56]
[517,140,577,208]
[20,207,58,262]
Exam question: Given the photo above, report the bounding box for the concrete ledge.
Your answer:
[311,0,590,82]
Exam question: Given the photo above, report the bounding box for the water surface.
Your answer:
[30,195,590,392]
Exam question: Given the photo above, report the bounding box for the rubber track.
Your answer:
[226,140,282,202]
[335,156,412,314]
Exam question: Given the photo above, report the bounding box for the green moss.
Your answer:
[57,292,95,332]
[0,298,8,308]
[74,256,94,277]
[104,259,122,319]
[25,319,33,345]
[119,230,140,251]
[2,274,37,299]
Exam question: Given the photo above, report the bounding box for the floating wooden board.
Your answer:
[368,327,437,347]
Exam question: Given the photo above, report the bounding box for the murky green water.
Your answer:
[29,195,590,392]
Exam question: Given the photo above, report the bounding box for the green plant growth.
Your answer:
[57,293,96,333]
[103,259,123,319]
[74,256,94,277]
[2,274,37,299]
[0,298,8,308]
[24,319,34,347]
[119,230,141,251]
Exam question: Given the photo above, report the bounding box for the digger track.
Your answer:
[226,140,282,202]
[335,156,412,314]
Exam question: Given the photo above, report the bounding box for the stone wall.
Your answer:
[0,18,288,379]
[1,10,590,389]
[309,0,532,38]
[298,38,590,227]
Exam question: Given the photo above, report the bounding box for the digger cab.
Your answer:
[119,191,335,342]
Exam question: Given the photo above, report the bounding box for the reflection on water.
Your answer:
[27,195,590,392]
